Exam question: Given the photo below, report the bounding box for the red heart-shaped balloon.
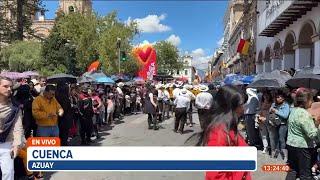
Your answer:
[138,47,152,63]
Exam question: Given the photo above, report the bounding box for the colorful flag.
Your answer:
[87,60,100,72]
[237,39,250,55]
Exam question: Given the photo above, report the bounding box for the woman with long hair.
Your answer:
[199,85,251,180]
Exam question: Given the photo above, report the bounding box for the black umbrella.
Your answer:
[47,73,77,84]
[286,73,320,89]
[248,70,291,88]
[77,76,96,84]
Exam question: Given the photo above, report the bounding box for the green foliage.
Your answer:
[41,25,80,76]
[154,41,182,74]
[0,41,42,72]
[0,0,45,43]
[52,11,139,75]
[96,11,138,74]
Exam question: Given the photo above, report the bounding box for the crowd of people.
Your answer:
[1,74,320,180]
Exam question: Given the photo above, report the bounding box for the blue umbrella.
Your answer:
[95,76,115,84]
[224,74,244,85]
[242,75,255,85]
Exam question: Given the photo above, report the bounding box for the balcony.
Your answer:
[258,0,318,37]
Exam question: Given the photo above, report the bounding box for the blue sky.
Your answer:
[43,1,227,69]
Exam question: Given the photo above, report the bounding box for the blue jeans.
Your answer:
[278,124,287,150]
[37,126,59,137]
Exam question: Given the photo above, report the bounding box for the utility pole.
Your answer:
[117,37,121,74]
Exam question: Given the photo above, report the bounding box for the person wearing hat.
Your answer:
[174,88,191,134]
[184,84,196,127]
[195,85,213,130]
[162,85,171,120]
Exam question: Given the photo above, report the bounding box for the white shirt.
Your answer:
[174,94,191,111]
[173,88,181,99]
[186,90,196,100]
[195,92,213,109]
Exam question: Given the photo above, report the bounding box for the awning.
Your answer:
[259,1,318,37]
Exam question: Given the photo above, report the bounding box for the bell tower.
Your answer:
[59,0,92,14]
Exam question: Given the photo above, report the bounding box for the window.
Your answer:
[69,6,75,13]
[177,70,180,75]
[185,70,188,76]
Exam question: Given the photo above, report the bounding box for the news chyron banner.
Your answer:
[27,137,257,171]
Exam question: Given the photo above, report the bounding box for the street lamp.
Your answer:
[117,37,121,74]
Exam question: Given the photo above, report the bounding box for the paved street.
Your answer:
[46,113,287,180]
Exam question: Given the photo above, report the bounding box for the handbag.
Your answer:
[268,112,281,127]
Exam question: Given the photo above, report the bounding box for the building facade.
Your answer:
[211,0,257,81]
[31,0,92,39]
[171,55,194,83]
[256,1,320,74]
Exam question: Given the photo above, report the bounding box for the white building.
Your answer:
[172,55,194,83]
[256,1,320,74]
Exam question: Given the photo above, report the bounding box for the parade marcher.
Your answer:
[0,76,24,180]
[286,88,318,180]
[32,85,64,137]
[163,85,171,120]
[195,85,213,130]
[269,90,290,159]
[243,88,260,147]
[144,85,158,130]
[173,89,191,134]
[184,84,195,127]
[98,89,106,125]
[198,85,251,180]
[130,87,137,114]
[157,84,164,122]
[56,83,73,146]
[78,86,94,145]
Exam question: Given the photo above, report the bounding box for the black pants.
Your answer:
[198,109,210,130]
[147,113,157,129]
[175,108,187,132]
[286,145,317,180]
[79,115,93,142]
[188,103,193,125]
[244,114,261,146]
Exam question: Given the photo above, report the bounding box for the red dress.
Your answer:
[205,124,252,180]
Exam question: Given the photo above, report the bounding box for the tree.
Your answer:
[154,41,182,74]
[55,12,99,72]
[40,25,80,76]
[0,40,42,72]
[0,0,45,44]
[97,11,139,75]
[54,11,139,75]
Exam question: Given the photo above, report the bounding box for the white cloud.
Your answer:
[217,37,224,46]
[190,48,212,70]
[166,34,181,46]
[126,14,171,33]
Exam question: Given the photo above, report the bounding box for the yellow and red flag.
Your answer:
[237,39,250,55]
